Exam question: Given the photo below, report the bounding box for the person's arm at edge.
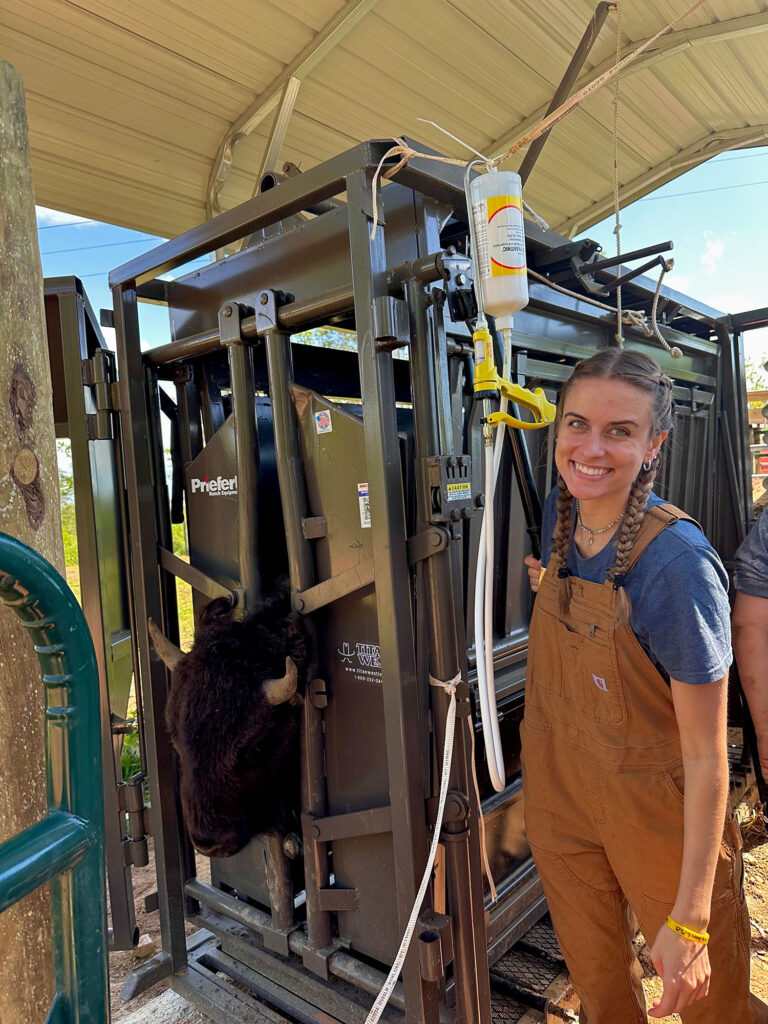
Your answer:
[648,673,728,1017]
[733,592,768,779]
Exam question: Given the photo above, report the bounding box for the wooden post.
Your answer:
[0,60,64,1021]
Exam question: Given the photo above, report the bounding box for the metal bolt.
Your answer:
[431,531,442,546]
[311,824,321,839]
[260,292,269,305]
[223,306,232,317]
[457,273,467,286]
[294,597,305,612]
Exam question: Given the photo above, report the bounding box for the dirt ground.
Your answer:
[111,818,768,1024]
[109,840,211,1023]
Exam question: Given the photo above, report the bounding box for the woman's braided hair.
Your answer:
[552,349,674,623]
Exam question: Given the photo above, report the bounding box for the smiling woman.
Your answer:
[521,349,768,1021]
[551,351,672,623]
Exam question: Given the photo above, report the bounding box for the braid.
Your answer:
[607,460,658,625]
[552,474,574,615]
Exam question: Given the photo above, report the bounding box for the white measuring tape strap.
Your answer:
[364,671,460,1024]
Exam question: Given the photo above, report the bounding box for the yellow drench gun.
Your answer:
[472,325,556,430]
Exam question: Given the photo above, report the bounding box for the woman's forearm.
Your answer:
[733,619,768,749]
[673,752,729,930]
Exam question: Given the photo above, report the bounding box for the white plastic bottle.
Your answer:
[470,169,529,331]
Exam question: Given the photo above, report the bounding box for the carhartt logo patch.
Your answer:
[593,673,608,692]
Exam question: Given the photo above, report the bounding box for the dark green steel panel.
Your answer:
[0,532,109,1023]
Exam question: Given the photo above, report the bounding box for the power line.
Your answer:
[716,151,768,163]
[37,218,96,230]
[41,236,161,256]
[638,179,768,202]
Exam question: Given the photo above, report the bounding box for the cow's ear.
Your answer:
[263,656,298,705]
[148,619,186,670]
[199,596,234,627]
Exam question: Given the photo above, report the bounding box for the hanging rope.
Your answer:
[612,0,624,347]
[364,671,460,1024]
[651,258,683,358]
[527,266,684,359]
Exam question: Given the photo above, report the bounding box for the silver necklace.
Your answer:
[576,500,625,546]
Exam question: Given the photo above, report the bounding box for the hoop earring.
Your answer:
[642,459,653,472]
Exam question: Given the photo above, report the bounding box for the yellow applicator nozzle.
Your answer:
[472,327,556,429]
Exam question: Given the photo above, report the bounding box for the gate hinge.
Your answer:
[118,774,149,868]
[82,350,119,440]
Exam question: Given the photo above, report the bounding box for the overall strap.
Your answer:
[627,503,701,573]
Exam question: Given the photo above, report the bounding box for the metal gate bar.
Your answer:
[0,533,109,1023]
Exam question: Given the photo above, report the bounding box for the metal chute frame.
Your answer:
[108,139,750,1024]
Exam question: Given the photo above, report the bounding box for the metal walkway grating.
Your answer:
[490,989,530,1023]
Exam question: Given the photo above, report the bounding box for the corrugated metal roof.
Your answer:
[2,0,767,238]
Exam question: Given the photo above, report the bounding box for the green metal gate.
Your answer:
[0,533,109,1023]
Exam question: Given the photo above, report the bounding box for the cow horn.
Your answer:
[147,618,186,670]
[263,656,298,705]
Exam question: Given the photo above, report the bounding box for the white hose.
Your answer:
[473,329,512,793]
[364,674,459,1024]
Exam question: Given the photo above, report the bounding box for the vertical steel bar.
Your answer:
[53,290,138,951]
[227,342,262,608]
[264,328,334,958]
[112,284,189,973]
[263,832,294,933]
[346,170,432,1024]
[405,278,491,1024]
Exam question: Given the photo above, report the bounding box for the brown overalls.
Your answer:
[521,504,768,1023]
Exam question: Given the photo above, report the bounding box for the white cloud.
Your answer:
[709,293,749,313]
[700,237,724,276]
[665,272,693,294]
[35,206,91,227]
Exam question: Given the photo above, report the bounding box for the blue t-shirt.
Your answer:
[733,510,768,598]
[540,489,732,685]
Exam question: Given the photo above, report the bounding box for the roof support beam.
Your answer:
[253,77,301,197]
[519,1,614,185]
[207,0,380,217]
[557,125,768,237]
[491,12,768,167]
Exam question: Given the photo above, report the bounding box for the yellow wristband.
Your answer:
[665,915,709,945]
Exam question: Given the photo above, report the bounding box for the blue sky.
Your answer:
[35,145,768,366]
[579,146,768,367]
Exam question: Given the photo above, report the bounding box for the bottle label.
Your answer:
[486,195,526,277]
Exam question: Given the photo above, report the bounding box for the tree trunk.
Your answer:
[0,60,64,1022]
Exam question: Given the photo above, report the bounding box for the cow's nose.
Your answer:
[190,831,241,857]
[190,833,223,855]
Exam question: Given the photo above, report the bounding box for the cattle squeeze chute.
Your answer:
[47,138,752,1024]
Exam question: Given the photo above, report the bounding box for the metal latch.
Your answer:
[420,455,475,526]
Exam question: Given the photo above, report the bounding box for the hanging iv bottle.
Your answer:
[469,169,529,331]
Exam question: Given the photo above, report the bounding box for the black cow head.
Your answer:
[148,592,308,857]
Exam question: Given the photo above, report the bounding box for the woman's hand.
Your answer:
[524,555,542,592]
[648,923,711,1017]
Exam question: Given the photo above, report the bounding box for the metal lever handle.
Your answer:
[486,380,556,430]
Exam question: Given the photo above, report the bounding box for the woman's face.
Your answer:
[555,376,667,504]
